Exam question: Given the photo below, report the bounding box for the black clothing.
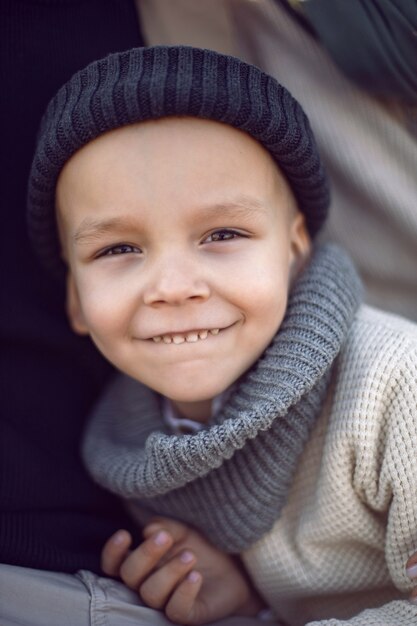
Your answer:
[0,0,143,574]
[295,0,417,104]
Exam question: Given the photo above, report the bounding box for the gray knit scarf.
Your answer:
[83,244,362,552]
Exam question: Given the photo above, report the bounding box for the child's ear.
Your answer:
[289,212,311,281]
[66,273,89,335]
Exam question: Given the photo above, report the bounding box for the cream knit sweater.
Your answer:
[242,305,417,626]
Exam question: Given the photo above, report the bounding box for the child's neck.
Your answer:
[170,399,212,424]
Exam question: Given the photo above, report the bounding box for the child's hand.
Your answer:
[102,517,265,625]
[406,551,417,605]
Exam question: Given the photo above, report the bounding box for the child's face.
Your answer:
[57,117,310,421]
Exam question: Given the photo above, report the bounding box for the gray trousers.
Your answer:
[0,564,273,626]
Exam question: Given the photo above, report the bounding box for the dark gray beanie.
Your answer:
[27,45,329,278]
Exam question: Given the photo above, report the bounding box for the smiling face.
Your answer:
[57,117,310,421]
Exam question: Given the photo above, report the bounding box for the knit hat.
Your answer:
[27,45,330,278]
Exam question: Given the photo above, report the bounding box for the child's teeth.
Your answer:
[155,328,221,343]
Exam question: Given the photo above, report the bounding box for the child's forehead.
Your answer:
[61,116,291,192]
[73,115,271,155]
[57,116,296,224]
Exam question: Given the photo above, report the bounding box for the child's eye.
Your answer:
[203,229,243,243]
[98,244,141,257]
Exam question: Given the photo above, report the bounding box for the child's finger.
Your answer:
[119,530,174,589]
[165,570,203,625]
[406,551,417,578]
[143,517,191,543]
[101,529,132,576]
[406,554,417,606]
[142,522,164,540]
[139,550,197,610]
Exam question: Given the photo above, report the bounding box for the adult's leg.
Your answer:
[0,564,275,626]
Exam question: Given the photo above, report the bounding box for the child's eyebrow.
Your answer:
[73,217,141,244]
[198,196,268,221]
[73,196,267,244]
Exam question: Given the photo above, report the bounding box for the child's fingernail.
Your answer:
[113,531,127,545]
[187,571,201,584]
[146,524,160,534]
[180,551,194,564]
[154,530,170,546]
[406,564,417,579]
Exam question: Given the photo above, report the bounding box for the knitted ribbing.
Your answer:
[83,244,362,552]
[27,45,329,278]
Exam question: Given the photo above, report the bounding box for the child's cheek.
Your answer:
[77,276,130,339]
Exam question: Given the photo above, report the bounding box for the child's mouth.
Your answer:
[150,328,220,345]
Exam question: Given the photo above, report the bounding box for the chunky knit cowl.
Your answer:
[83,244,362,552]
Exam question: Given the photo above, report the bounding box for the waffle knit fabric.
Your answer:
[242,304,417,626]
[83,244,362,552]
[27,45,329,278]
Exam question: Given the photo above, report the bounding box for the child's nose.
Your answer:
[142,259,210,306]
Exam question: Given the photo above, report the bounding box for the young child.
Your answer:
[27,46,417,626]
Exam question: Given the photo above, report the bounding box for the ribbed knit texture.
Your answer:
[83,244,362,552]
[27,45,329,278]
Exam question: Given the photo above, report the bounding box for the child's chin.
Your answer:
[168,383,226,404]
[163,384,229,415]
